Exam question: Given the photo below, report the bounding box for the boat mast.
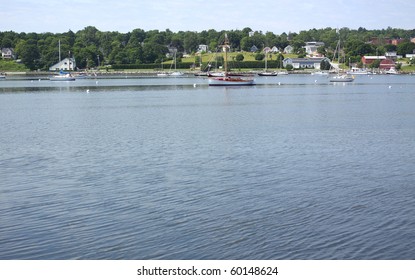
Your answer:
[174,50,177,70]
[264,48,268,71]
[223,33,229,75]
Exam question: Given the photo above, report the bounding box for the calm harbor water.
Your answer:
[1,74,415,259]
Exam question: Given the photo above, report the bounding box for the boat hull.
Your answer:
[258,72,278,76]
[208,77,255,86]
[329,75,354,82]
[50,77,76,81]
[50,73,76,81]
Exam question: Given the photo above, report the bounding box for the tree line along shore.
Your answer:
[1,26,415,73]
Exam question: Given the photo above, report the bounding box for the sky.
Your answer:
[2,0,415,34]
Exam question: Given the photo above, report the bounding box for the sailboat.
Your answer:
[49,40,76,81]
[329,35,354,82]
[50,70,76,81]
[169,51,184,76]
[258,48,277,76]
[209,34,255,86]
[157,59,169,76]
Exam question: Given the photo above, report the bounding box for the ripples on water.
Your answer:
[1,75,415,259]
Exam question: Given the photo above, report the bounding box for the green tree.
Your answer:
[183,32,198,53]
[397,41,415,56]
[320,59,331,70]
[369,59,381,69]
[235,53,244,62]
[1,37,13,48]
[275,53,284,68]
[15,39,40,70]
[317,45,326,56]
[255,53,265,60]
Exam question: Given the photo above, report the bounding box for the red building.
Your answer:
[362,56,386,65]
[361,56,395,70]
[379,59,395,70]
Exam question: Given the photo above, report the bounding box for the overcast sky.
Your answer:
[2,0,414,34]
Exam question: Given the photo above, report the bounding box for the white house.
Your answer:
[49,58,76,71]
[304,42,325,55]
[271,46,280,53]
[250,45,258,52]
[385,52,397,60]
[197,44,208,53]
[283,57,330,69]
[1,48,14,59]
[284,45,293,54]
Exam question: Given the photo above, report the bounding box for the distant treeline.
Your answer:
[1,26,415,70]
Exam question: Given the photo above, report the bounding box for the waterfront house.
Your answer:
[362,56,386,66]
[49,58,76,71]
[271,46,279,53]
[385,52,398,61]
[284,45,293,54]
[1,48,14,59]
[283,57,330,69]
[166,46,178,58]
[304,42,325,55]
[197,44,208,53]
[379,59,396,70]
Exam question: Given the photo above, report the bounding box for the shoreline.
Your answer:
[1,69,414,79]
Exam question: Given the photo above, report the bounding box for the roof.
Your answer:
[380,59,395,65]
[363,56,386,60]
[305,41,325,46]
[285,57,329,63]
[379,59,395,69]
[1,48,14,52]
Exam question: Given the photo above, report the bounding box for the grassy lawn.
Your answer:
[179,52,296,64]
[0,60,28,71]
[401,64,415,73]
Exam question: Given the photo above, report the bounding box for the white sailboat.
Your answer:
[50,70,76,81]
[49,40,76,81]
[347,67,370,75]
[209,34,255,86]
[258,48,277,76]
[169,51,183,76]
[329,37,354,83]
[329,74,354,82]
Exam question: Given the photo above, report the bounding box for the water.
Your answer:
[1,74,415,259]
